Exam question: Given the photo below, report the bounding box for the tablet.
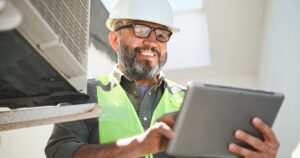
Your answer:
[167,82,284,158]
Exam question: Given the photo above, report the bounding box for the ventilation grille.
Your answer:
[29,0,89,69]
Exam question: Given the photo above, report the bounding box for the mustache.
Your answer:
[133,45,160,55]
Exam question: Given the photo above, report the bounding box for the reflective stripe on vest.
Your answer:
[96,74,185,157]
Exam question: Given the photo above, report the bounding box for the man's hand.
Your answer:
[156,111,178,128]
[134,112,178,156]
[136,121,175,155]
[229,117,280,158]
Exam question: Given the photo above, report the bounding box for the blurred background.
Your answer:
[0,0,299,157]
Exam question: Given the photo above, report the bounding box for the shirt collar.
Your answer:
[113,65,165,85]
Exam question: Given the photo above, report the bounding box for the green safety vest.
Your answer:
[96,74,185,158]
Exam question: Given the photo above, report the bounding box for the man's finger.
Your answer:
[153,122,175,140]
[234,130,266,152]
[229,143,258,157]
[252,117,279,147]
[156,112,178,128]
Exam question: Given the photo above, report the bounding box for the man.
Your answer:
[45,0,280,158]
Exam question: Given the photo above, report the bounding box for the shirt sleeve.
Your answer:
[44,120,90,158]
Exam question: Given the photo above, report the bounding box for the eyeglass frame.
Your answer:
[114,24,172,42]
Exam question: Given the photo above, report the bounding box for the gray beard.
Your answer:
[118,42,167,80]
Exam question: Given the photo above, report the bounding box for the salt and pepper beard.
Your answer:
[118,41,167,80]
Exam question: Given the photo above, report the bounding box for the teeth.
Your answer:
[141,52,155,57]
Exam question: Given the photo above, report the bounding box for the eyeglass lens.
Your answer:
[133,24,171,42]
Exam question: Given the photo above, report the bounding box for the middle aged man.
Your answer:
[45,0,280,158]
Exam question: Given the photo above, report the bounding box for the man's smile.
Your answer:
[139,51,156,57]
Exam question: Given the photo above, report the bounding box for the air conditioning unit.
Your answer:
[0,0,91,108]
[0,0,100,131]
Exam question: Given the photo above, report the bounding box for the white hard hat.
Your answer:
[106,0,180,33]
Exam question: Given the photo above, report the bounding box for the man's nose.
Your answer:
[143,31,158,45]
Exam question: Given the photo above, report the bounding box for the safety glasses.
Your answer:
[115,24,172,42]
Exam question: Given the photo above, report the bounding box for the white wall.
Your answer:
[293,142,300,158]
[0,125,52,158]
[258,0,300,157]
[87,43,116,78]
[165,9,211,69]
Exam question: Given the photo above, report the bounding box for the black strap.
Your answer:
[84,79,99,144]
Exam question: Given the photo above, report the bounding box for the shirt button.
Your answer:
[148,92,151,96]
[143,117,148,121]
[133,91,138,97]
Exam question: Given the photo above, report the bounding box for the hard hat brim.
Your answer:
[106,18,180,33]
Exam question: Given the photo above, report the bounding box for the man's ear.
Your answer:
[108,31,120,53]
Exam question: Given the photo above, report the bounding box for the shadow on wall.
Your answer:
[89,0,117,63]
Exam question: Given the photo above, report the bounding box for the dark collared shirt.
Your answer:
[113,70,166,129]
